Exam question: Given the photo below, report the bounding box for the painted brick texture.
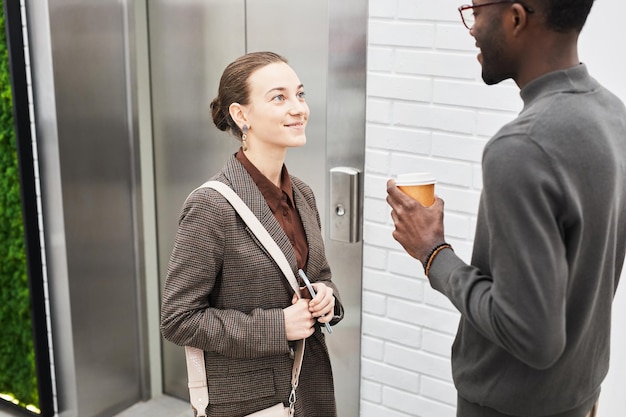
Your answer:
[362,0,522,415]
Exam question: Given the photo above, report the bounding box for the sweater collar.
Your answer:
[520,63,599,110]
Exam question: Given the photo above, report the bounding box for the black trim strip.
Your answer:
[2,1,54,416]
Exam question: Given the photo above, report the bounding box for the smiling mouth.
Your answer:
[285,122,305,128]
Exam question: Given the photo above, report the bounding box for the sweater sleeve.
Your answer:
[428,134,568,369]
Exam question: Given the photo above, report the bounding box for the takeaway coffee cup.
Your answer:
[396,172,436,206]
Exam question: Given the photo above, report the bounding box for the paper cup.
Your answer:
[396,172,436,206]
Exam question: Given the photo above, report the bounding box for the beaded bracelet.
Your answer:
[424,243,452,277]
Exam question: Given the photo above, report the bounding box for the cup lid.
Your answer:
[396,172,436,185]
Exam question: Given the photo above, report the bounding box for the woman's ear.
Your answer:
[229,103,247,128]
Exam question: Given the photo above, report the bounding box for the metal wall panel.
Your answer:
[245,3,366,415]
[325,1,368,414]
[148,0,247,399]
[245,1,329,214]
[27,1,144,416]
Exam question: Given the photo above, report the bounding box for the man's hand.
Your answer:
[386,179,446,264]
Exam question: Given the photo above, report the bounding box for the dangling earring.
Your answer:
[241,125,249,151]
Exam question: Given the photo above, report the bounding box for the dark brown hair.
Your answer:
[210,51,288,138]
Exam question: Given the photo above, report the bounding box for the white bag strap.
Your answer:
[184,180,305,417]
[185,346,209,417]
[197,180,301,294]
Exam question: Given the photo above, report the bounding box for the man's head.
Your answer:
[461,0,595,86]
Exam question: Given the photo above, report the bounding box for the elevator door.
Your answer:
[149,1,366,416]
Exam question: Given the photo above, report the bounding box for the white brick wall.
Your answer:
[362,1,626,416]
[362,1,516,414]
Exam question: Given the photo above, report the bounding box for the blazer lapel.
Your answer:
[292,186,317,246]
[292,181,327,277]
[221,154,298,272]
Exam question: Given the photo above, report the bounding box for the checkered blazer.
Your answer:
[161,154,344,417]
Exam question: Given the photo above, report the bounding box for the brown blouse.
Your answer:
[236,149,309,271]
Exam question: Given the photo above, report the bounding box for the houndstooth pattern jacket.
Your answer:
[161,154,344,417]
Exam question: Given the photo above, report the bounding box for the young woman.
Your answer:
[160,51,343,417]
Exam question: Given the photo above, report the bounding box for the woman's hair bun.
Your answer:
[210,97,230,132]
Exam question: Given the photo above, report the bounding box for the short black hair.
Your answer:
[542,0,595,32]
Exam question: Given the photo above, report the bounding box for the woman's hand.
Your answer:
[308,283,335,324]
[283,293,315,341]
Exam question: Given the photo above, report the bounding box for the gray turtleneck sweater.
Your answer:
[429,64,626,417]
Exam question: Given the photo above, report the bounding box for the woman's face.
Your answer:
[243,62,309,152]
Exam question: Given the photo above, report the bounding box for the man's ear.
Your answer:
[510,3,530,34]
[229,103,247,127]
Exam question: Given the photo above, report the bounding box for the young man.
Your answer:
[386,1,626,416]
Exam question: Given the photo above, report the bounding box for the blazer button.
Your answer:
[289,347,295,360]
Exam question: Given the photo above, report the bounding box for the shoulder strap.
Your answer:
[195,180,301,294]
[184,180,304,417]
[185,346,209,417]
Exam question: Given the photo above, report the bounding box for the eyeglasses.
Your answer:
[458,1,535,30]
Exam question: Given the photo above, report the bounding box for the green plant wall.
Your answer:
[0,0,39,409]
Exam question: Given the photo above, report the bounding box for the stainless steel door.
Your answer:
[149,2,366,415]
[27,1,146,416]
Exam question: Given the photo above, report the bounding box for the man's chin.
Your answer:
[481,70,507,86]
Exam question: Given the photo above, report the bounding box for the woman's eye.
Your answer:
[297,91,306,99]
[272,94,285,102]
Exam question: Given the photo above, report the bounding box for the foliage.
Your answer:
[0,0,39,408]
